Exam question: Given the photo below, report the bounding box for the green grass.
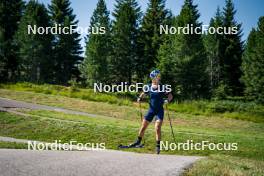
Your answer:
[184,154,264,176]
[1,82,263,123]
[0,82,135,106]
[0,110,264,175]
[169,100,264,123]
[0,110,263,159]
[0,141,27,149]
[1,83,264,175]
[0,89,263,138]
[0,88,143,121]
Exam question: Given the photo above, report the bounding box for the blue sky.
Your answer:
[33,0,264,50]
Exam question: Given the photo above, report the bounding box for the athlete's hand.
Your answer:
[164,99,169,104]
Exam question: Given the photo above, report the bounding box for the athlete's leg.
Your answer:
[155,108,164,154]
[138,108,155,137]
[155,120,163,141]
[138,119,150,138]
[130,110,153,147]
[155,120,163,154]
[155,108,164,141]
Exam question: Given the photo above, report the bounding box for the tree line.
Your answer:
[0,0,82,84]
[0,0,263,103]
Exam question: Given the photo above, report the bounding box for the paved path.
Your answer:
[0,97,100,117]
[0,97,203,176]
[0,148,201,176]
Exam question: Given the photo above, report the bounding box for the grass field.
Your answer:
[184,155,264,176]
[0,83,264,175]
[1,82,264,123]
[0,141,28,149]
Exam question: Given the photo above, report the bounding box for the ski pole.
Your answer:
[139,101,145,145]
[166,103,176,143]
[139,101,143,122]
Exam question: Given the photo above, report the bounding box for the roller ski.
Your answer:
[118,137,144,149]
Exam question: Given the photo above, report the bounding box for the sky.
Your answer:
[31,0,264,50]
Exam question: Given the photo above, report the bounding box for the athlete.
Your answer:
[130,69,173,154]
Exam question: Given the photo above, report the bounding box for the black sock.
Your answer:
[156,140,160,147]
[131,136,142,146]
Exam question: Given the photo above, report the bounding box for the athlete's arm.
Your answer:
[137,92,145,102]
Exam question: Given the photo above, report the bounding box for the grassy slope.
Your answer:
[0,84,264,175]
[0,141,27,149]
[0,110,263,158]
[184,154,264,176]
[1,83,264,123]
[0,89,263,139]
[0,110,264,175]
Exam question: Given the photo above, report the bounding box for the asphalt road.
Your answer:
[0,97,203,176]
[0,149,201,176]
[0,97,100,117]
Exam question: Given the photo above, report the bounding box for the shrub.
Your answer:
[212,83,232,100]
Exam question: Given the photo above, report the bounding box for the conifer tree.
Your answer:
[110,0,141,83]
[138,0,171,80]
[49,0,82,84]
[222,0,244,95]
[80,0,111,86]
[158,0,208,99]
[0,0,24,81]
[15,0,53,83]
[241,17,264,103]
[203,7,224,94]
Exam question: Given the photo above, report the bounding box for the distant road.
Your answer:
[0,97,100,117]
